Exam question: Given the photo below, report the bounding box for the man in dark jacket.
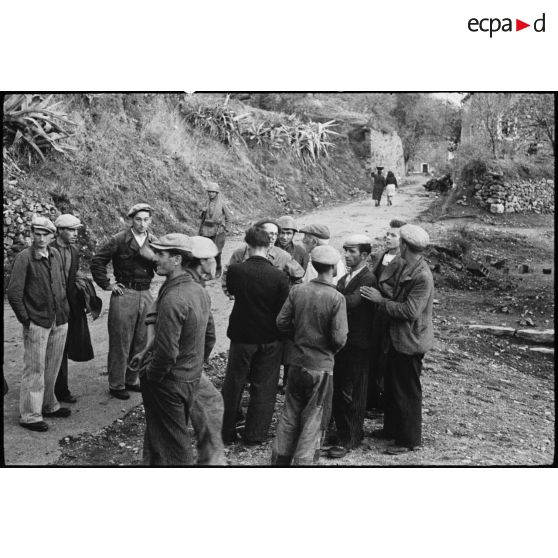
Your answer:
[361,224,434,454]
[372,166,387,207]
[52,214,94,404]
[91,203,157,400]
[7,216,71,432]
[221,226,290,445]
[140,233,212,465]
[276,215,308,269]
[329,235,377,458]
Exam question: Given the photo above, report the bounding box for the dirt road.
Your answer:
[2,178,431,465]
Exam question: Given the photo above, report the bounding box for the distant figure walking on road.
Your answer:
[199,182,231,278]
[385,171,398,206]
[372,166,387,207]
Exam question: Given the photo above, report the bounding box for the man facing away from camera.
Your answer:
[272,245,348,466]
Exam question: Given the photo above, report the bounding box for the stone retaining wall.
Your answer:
[473,175,554,214]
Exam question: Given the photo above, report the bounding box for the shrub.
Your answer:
[3,94,76,168]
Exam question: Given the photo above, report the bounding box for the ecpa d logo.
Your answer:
[468,13,546,37]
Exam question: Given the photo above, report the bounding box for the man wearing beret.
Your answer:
[299,224,346,285]
[91,203,157,400]
[221,218,304,298]
[273,245,348,465]
[276,215,308,269]
[361,224,434,454]
[52,214,91,404]
[328,235,378,458]
[7,216,71,432]
[138,234,212,465]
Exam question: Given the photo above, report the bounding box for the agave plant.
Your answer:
[3,94,77,166]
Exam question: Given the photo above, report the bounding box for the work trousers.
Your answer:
[20,321,68,424]
[221,340,282,443]
[141,374,199,466]
[383,346,423,447]
[272,366,333,466]
[107,288,153,391]
[190,372,226,465]
[332,346,370,449]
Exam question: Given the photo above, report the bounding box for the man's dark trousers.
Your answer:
[141,375,199,465]
[332,346,369,449]
[384,346,423,447]
[221,340,282,443]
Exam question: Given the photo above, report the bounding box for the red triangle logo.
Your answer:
[516,19,530,31]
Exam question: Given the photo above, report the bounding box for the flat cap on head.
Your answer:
[343,234,371,247]
[376,166,384,171]
[400,224,430,250]
[54,214,83,229]
[253,218,280,229]
[189,236,218,259]
[311,245,341,265]
[205,182,220,193]
[31,215,56,234]
[150,233,192,252]
[127,203,153,218]
[277,215,298,232]
[299,224,330,240]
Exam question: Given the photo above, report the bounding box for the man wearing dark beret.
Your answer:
[360,224,434,454]
[91,203,158,400]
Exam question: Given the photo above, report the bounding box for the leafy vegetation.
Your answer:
[3,94,76,175]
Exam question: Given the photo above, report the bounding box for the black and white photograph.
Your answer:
[2,92,555,467]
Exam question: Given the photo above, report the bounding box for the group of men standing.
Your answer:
[7,181,434,466]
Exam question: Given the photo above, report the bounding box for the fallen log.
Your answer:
[467,325,554,345]
[467,325,515,337]
[527,347,554,355]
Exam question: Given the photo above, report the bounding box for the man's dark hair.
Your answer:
[245,226,270,248]
[313,261,334,274]
[156,248,196,269]
[355,243,372,256]
[389,219,406,229]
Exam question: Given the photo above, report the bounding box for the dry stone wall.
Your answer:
[473,175,555,214]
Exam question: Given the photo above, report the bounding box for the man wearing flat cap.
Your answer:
[299,224,346,284]
[328,234,378,459]
[361,224,434,455]
[91,203,158,400]
[199,182,232,278]
[137,233,212,465]
[131,235,226,465]
[51,214,93,404]
[273,245,348,465]
[7,216,71,432]
[276,215,308,269]
[221,218,304,298]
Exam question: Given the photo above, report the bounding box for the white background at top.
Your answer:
[1,0,556,91]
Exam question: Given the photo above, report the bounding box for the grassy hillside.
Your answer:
[6,93,371,263]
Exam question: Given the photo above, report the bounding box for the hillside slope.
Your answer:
[4,93,381,268]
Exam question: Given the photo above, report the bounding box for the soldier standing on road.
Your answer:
[272,245,348,466]
[131,235,227,466]
[7,216,71,432]
[199,182,232,278]
[91,203,157,400]
[361,224,434,454]
[372,166,387,207]
[275,215,308,269]
[138,234,212,465]
[52,214,94,404]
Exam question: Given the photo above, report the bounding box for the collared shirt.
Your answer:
[344,264,366,285]
[7,245,70,327]
[132,229,147,247]
[302,259,347,285]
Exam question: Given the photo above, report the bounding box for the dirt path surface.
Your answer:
[3,177,554,466]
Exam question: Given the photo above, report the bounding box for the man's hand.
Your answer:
[139,242,157,262]
[360,286,383,303]
[107,282,125,296]
[129,350,148,372]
